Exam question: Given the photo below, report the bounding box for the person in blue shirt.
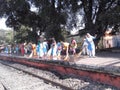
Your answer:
[86,33,96,57]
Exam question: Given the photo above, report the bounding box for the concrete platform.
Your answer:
[0,51,120,75]
[74,51,120,75]
[0,51,120,89]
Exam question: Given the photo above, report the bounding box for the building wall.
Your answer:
[103,34,120,48]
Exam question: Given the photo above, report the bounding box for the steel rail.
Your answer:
[0,79,9,90]
[1,83,8,90]
[0,62,74,90]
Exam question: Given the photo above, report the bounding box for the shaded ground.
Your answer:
[96,51,120,59]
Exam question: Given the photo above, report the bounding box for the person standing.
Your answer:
[15,44,19,55]
[4,45,9,54]
[56,41,62,59]
[20,43,25,56]
[37,40,44,58]
[42,38,48,57]
[82,35,89,56]
[86,33,96,57]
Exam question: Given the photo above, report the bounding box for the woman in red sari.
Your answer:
[20,43,25,56]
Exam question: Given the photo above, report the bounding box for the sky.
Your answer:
[0,18,11,30]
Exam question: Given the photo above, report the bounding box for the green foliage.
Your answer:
[0,29,13,44]
[14,25,38,43]
[0,0,120,44]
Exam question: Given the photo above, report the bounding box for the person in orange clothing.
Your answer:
[32,43,37,56]
[29,42,37,58]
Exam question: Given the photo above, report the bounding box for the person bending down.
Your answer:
[70,38,77,55]
[61,41,70,61]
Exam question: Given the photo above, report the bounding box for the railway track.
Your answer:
[0,82,8,90]
[0,61,74,90]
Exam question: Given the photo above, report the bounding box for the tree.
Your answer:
[0,0,67,42]
[0,0,120,44]
[60,0,120,44]
[73,0,120,35]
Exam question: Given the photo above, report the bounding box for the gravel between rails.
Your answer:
[0,60,118,90]
[0,62,62,90]
[0,82,4,90]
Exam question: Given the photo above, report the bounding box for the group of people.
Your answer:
[30,37,78,60]
[29,33,96,60]
[3,33,96,60]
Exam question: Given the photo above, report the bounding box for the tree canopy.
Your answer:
[0,0,120,43]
